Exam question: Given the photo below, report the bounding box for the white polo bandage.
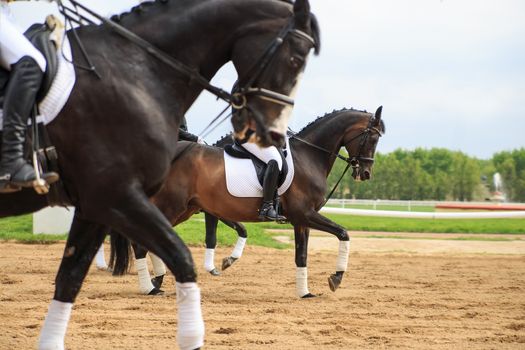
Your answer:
[176,282,205,350]
[94,244,108,269]
[149,253,166,277]
[38,299,73,350]
[295,267,309,298]
[203,248,216,272]
[230,237,247,259]
[336,240,350,272]
[135,258,155,294]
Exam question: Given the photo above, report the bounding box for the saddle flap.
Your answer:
[224,143,288,187]
[23,23,59,102]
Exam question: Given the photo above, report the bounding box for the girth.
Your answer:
[224,142,288,188]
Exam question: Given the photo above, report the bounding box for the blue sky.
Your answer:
[9,0,525,159]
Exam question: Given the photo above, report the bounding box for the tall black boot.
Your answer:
[258,159,286,221]
[0,56,58,192]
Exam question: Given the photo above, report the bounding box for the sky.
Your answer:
[9,0,525,159]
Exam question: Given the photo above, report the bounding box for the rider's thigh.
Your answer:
[0,13,46,72]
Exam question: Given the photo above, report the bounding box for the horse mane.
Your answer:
[110,0,193,23]
[109,0,321,54]
[295,108,368,137]
[213,133,234,147]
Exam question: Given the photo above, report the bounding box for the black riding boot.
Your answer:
[259,159,286,221]
[0,56,58,193]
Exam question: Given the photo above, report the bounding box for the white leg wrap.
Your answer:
[203,248,216,272]
[135,258,155,294]
[296,267,310,298]
[176,282,205,350]
[38,299,73,350]
[230,237,247,259]
[336,240,350,272]
[149,253,166,277]
[94,243,108,269]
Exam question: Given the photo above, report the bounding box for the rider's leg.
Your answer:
[0,16,57,191]
[259,159,285,221]
[241,143,285,221]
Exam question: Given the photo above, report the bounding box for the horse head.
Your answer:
[343,106,385,181]
[230,0,320,147]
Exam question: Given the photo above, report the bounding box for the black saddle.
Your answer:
[0,22,60,107]
[224,141,289,187]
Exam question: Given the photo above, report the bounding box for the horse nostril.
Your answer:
[363,170,371,180]
[270,131,285,147]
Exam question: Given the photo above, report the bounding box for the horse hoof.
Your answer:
[151,275,165,289]
[301,293,316,298]
[209,268,220,276]
[328,275,341,292]
[148,287,165,296]
[221,256,237,271]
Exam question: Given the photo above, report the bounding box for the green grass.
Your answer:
[1,211,524,246]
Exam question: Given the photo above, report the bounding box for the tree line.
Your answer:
[327,148,525,202]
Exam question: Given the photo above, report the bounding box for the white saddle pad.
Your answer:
[224,138,295,198]
[0,38,76,129]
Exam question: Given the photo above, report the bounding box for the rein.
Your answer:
[290,115,382,207]
[57,0,316,136]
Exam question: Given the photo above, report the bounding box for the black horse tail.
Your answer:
[108,231,133,276]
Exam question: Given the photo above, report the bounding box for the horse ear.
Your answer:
[293,0,311,29]
[373,106,383,125]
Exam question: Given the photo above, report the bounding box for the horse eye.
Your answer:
[289,56,303,69]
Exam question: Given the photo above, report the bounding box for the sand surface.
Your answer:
[1,237,524,349]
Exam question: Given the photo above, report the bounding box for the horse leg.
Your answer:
[294,225,315,298]
[149,253,166,289]
[305,211,350,293]
[94,237,109,270]
[203,212,220,276]
[38,212,107,350]
[220,219,247,271]
[104,190,204,350]
[131,242,164,295]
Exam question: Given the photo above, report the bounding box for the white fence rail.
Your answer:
[320,207,525,219]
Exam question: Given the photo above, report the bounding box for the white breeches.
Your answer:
[0,11,46,72]
[241,142,283,170]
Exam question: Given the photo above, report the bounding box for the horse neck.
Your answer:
[116,0,292,111]
[295,111,367,176]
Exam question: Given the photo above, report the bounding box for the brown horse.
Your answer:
[113,107,385,297]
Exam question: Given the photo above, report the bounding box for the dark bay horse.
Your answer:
[114,107,385,298]
[0,1,320,348]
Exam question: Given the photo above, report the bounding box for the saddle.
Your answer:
[224,141,289,187]
[0,17,60,106]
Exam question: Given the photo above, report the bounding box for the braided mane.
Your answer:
[295,108,368,137]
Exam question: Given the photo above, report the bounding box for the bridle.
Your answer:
[58,0,316,138]
[290,115,383,207]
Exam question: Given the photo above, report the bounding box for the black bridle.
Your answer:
[290,115,383,207]
[58,0,315,137]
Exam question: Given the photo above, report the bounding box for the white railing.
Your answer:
[320,207,525,219]
[325,199,525,211]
